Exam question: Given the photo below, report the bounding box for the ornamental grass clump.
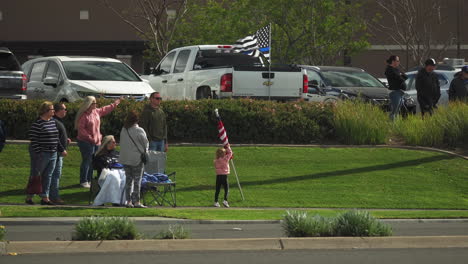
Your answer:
[72,216,139,240]
[333,100,390,145]
[334,210,392,237]
[0,225,6,241]
[155,224,191,239]
[282,211,334,237]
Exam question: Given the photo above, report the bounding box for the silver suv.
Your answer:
[22,56,154,102]
[0,47,27,99]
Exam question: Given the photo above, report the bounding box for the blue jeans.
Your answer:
[149,140,165,151]
[50,155,63,200]
[77,140,98,184]
[38,151,58,198]
[389,90,404,121]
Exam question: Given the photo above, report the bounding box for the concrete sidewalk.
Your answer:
[1,236,468,255]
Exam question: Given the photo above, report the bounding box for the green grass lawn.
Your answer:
[0,145,467,218]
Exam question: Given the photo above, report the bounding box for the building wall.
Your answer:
[0,0,146,73]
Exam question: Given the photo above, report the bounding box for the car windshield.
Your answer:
[321,69,385,88]
[62,61,140,81]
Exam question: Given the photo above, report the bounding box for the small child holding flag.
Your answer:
[213,143,232,207]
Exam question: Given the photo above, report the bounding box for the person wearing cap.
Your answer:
[385,55,408,120]
[415,58,441,116]
[448,65,468,102]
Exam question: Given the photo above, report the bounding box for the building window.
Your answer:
[80,10,89,20]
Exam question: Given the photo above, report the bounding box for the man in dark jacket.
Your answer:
[415,58,440,116]
[140,92,168,152]
[50,103,70,204]
[448,65,468,102]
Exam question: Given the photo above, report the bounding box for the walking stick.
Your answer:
[214,109,245,201]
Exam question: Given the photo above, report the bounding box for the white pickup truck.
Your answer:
[142,45,308,100]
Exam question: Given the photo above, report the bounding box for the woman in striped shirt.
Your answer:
[26,101,63,205]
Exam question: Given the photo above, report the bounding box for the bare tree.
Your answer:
[369,0,454,69]
[101,0,188,62]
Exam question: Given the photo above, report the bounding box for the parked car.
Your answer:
[21,56,154,102]
[404,68,457,112]
[0,47,27,99]
[300,65,416,114]
[143,45,307,101]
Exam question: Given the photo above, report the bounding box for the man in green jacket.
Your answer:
[140,92,168,152]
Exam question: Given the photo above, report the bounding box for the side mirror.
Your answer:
[43,77,59,87]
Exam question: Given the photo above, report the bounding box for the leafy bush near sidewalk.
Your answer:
[282,210,392,237]
[333,100,390,145]
[393,102,468,147]
[0,225,6,241]
[154,224,191,239]
[72,216,139,240]
[334,210,392,237]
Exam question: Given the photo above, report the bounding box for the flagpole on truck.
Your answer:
[214,109,245,201]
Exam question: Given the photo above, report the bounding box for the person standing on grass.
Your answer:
[415,58,441,117]
[213,144,232,208]
[75,96,121,188]
[385,55,408,120]
[48,103,71,205]
[448,65,468,102]
[120,110,149,208]
[26,101,61,205]
[140,92,168,152]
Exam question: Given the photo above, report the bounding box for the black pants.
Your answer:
[214,174,229,202]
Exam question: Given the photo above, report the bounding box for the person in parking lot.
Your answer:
[25,101,62,205]
[140,92,168,152]
[448,65,468,102]
[415,58,440,117]
[75,96,121,188]
[49,103,70,205]
[385,55,408,120]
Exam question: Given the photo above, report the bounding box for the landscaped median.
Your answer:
[2,236,468,254]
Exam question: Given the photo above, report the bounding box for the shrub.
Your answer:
[282,210,392,237]
[0,225,5,241]
[72,216,139,240]
[282,211,334,237]
[155,224,191,239]
[0,99,334,144]
[393,102,468,147]
[333,100,390,145]
[333,210,392,237]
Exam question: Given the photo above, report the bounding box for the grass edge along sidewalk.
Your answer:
[1,206,468,219]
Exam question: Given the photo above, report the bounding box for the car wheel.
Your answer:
[196,87,211,100]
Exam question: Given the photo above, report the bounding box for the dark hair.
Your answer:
[386,55,398,64]
[124,110,139,128]
[53,103,65,111]
[150,92,160,99]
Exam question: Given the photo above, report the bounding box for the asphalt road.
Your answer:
[3,220,468,241]
[2,248,468,264]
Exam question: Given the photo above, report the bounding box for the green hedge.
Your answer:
[0,99,334,144]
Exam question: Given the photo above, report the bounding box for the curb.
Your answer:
[1,236,467,255]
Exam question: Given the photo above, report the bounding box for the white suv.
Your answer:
[22,56,154,102]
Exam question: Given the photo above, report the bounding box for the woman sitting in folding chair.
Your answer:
[91,135,126,206]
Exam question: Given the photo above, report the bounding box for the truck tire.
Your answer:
[196,87,211,100]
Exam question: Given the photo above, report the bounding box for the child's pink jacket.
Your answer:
[214,146,232,175]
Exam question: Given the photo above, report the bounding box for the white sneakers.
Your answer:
[214,201,230,208]
[80,182,90,188]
